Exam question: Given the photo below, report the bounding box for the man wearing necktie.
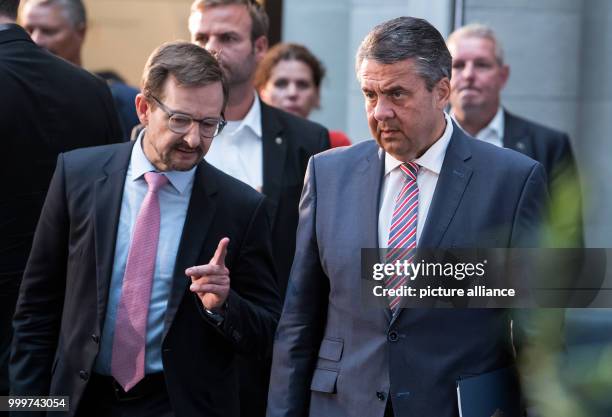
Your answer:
[267,17,548,417]
[10,41,280,417]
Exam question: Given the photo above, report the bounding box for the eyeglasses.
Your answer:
[150,96,226,138]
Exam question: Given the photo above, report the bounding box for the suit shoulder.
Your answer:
[278,109,327,134]
[52,58,111,93]
[506,112,569,142]
[312,140,378,170]
[466,132,541,173]
[62,142,131,171]
[263,104,329,149]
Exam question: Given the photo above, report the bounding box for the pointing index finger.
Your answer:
[210,237,229,267]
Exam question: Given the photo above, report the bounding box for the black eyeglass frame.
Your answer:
[150,95,227,138]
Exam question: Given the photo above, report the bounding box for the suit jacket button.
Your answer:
[91,334,99,344]
[376,391,386,401]
[79,370,89,381]
[388,331,398,342]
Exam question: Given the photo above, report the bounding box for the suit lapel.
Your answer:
[163,162,218,340]
[356,146,385,251]
[260,100,286,227]
[419,125,473,249]
[503,110,534,157]
[94,142,134,325]
[357,146,391,322]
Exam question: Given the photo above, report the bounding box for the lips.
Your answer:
[175,147,200,155]
[379,129,399,140]
[459,86,480,93]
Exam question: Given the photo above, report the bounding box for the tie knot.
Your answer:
[144,172,168,193]
[400,162,419,180]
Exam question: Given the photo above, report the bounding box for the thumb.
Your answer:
[210,237,229,266]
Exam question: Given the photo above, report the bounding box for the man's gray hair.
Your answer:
[447,23,505,65]
[356,16,452,91]
[26,0,86,27]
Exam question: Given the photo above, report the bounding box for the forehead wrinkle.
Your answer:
[191,6,252,37]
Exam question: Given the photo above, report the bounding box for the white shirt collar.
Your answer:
[476,106,504,141]
[132,129,197,195]
[225,91,262,138]
[384,112,454,176]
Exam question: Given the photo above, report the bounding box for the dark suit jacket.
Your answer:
[259,100,330,297]
[503,110,583,247]
[0,24,122,393]
[10,142,281,417]
[267,124,548,417]
[234,100,329,417]
[127,101,330,298]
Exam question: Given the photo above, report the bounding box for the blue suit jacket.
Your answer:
[267,122,548,417]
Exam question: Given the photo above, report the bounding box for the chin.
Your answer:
[171,162,199,172]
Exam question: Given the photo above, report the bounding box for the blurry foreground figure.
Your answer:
[0,0,121,398]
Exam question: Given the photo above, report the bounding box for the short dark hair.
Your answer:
[0,0,19,19]
[191,0,269,41]
[356,16,452,91]
[254,43,326,90]
[141,41,228,110]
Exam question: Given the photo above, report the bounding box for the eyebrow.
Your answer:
[382,86,407,94]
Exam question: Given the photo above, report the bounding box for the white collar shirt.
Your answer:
[94,130,195,375]
[378,113,454,249]
[453,106,504,148]
[204,92,263,191]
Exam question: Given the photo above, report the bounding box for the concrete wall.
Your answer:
[282,0,452,141]
[576,0,612,247]
[463,0,583,148]
[462,0,610,247]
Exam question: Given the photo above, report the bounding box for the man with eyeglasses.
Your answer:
[10,41,281,417]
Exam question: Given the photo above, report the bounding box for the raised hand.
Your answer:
[186,237,230,311]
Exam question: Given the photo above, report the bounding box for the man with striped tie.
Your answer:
[267,16,548,417]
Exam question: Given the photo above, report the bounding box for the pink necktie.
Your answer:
[111,171,168,391]
[385,162,419,312]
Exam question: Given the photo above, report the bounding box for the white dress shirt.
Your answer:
[205,92,263,191]
[453,106,505,148]
[94,131,195,375]
[378,113,454,248]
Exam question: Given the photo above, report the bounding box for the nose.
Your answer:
[373,97,394,122]
[183,122,201,148]
[461,61,476,80]
[203,37,220,55]
[286,83,299,99]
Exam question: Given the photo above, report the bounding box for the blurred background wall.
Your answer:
[82,0,193,87]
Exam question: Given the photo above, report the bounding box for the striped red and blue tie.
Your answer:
[385,162,419,312]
